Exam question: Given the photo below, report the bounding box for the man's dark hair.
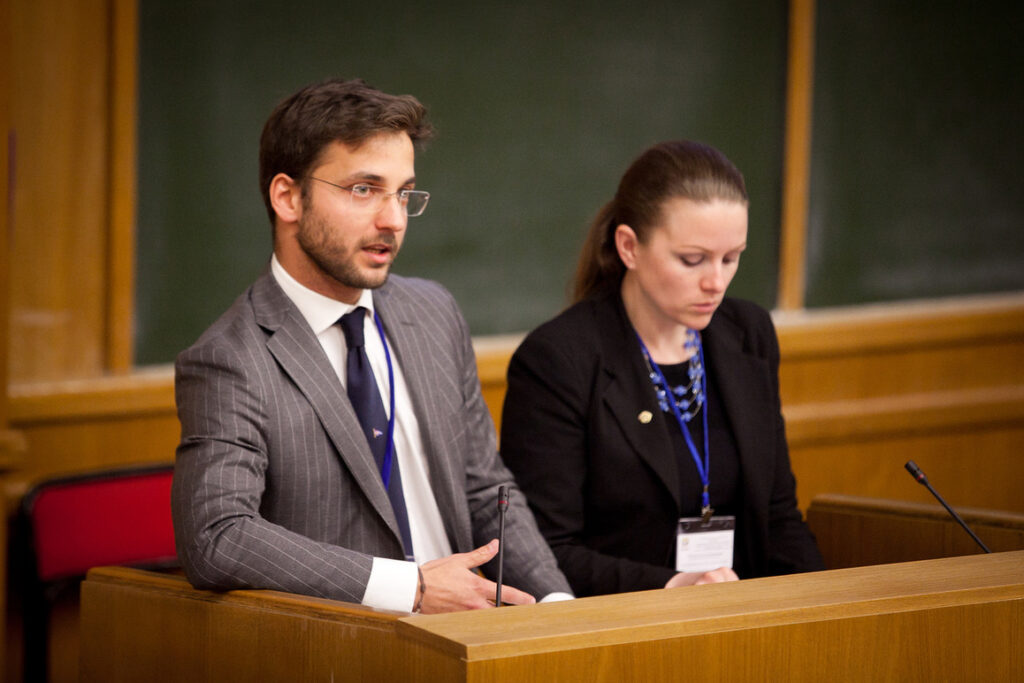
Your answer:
[258,78,434,225]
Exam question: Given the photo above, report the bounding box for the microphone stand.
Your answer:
[905,460,991,553]
[495,485,509,607]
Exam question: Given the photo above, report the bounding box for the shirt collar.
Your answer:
[270,254,375,336]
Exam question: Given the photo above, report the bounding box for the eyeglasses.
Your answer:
[308,177,431,217]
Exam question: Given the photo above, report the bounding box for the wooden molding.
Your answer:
[785,384,1024,446]
[777,0,815,310]
[9,367,176,424]
[105,0,139,372]
[775,292,1024,358]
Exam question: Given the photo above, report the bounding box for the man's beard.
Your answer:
[296,212,398,292]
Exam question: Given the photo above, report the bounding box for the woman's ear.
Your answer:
[614,224,640,270]
[268,173,303,225]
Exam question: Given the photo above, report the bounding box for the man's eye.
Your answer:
[349,184,376,198]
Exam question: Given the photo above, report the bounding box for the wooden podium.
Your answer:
[81,551,1023,682]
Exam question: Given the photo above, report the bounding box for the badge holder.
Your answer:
[676,515,735,573]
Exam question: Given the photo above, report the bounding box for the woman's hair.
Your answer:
[571,140,747,303]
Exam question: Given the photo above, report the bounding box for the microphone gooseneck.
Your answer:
[495,485,510,607]
[904,460,992,553]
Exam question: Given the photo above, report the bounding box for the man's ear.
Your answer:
[268,173,303,225]
[614,224,640,270]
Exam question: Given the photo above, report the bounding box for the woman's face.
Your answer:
[616,196,748,331]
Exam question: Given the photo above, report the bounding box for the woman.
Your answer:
[500,140,824,597]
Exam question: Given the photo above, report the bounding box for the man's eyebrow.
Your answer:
[340,172,417,187]
[341,172,384,184]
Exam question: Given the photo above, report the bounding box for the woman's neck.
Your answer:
[620,277,696,365]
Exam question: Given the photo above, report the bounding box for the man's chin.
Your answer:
[350,265,393,291]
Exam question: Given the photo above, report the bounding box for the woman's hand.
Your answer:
[664,567,739,588]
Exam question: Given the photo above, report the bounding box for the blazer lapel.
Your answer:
[598,296,682,511]
[702,310,774,511]
[373,282,470,551]
[249,273,401,540]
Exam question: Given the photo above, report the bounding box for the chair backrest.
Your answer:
[22,463,178,582]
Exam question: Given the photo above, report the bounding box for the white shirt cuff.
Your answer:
[539,592,575,602]
[363,557,419,612]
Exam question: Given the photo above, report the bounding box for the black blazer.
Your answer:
[501,292,823,597]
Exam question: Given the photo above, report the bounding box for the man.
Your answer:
[171,78,572,613]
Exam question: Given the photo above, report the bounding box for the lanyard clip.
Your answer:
[701,505,714,524]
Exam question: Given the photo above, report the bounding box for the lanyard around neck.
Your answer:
[370,309,398,488]
[635,332,713,520]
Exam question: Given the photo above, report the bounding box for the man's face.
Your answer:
[292,132,416,302]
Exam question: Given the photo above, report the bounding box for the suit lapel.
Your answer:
[249,273,401,540]
[373,282,469,550]
[597,296,682,510]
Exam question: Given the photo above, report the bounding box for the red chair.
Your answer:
[16,463,178,682]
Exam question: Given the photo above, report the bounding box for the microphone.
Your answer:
[904,460,991,553]
[495,485,510,607]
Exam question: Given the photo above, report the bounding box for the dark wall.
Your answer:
[806,2,1024,307]
[135,2,1024,366]
[135,0,788,364]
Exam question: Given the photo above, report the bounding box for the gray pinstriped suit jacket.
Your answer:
[171,270,570,604]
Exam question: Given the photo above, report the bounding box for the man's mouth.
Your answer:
[362,237,397,265]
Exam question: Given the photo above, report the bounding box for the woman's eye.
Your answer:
[680,255,703,267]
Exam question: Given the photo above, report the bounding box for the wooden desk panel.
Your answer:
[82,552,1024,682]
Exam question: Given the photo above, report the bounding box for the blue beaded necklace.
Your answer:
[642,329,705,421]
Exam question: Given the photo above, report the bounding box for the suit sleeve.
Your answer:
[439,293,573,598]
[502,330,676,596]
[172,341,376,603]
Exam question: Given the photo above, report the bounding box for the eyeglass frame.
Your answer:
[306,176,431,217]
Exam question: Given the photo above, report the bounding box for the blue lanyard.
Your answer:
[636,333,713,520]
[372,310,397,488]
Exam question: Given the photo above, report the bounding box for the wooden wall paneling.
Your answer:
[2,0,17,675]
[1,0,10,422]
[776,294,1024,403]
[789,422,1024,515]
[4,372,178,506]
[806,494,1024,569]
[9,0,113,383]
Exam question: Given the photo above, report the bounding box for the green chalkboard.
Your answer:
[135,0,789,364]
[805,2,1024,307]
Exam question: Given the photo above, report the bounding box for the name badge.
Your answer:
[676,515,735,573]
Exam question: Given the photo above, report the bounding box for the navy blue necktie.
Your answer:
[338,308,414,560]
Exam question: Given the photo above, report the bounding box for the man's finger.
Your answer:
[459,539,499,569]
[489,583,535,606]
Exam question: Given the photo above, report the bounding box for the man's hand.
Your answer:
[418,539,536,614]
[664,566,739,589]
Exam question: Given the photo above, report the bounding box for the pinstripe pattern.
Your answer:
[172,271,570,602]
